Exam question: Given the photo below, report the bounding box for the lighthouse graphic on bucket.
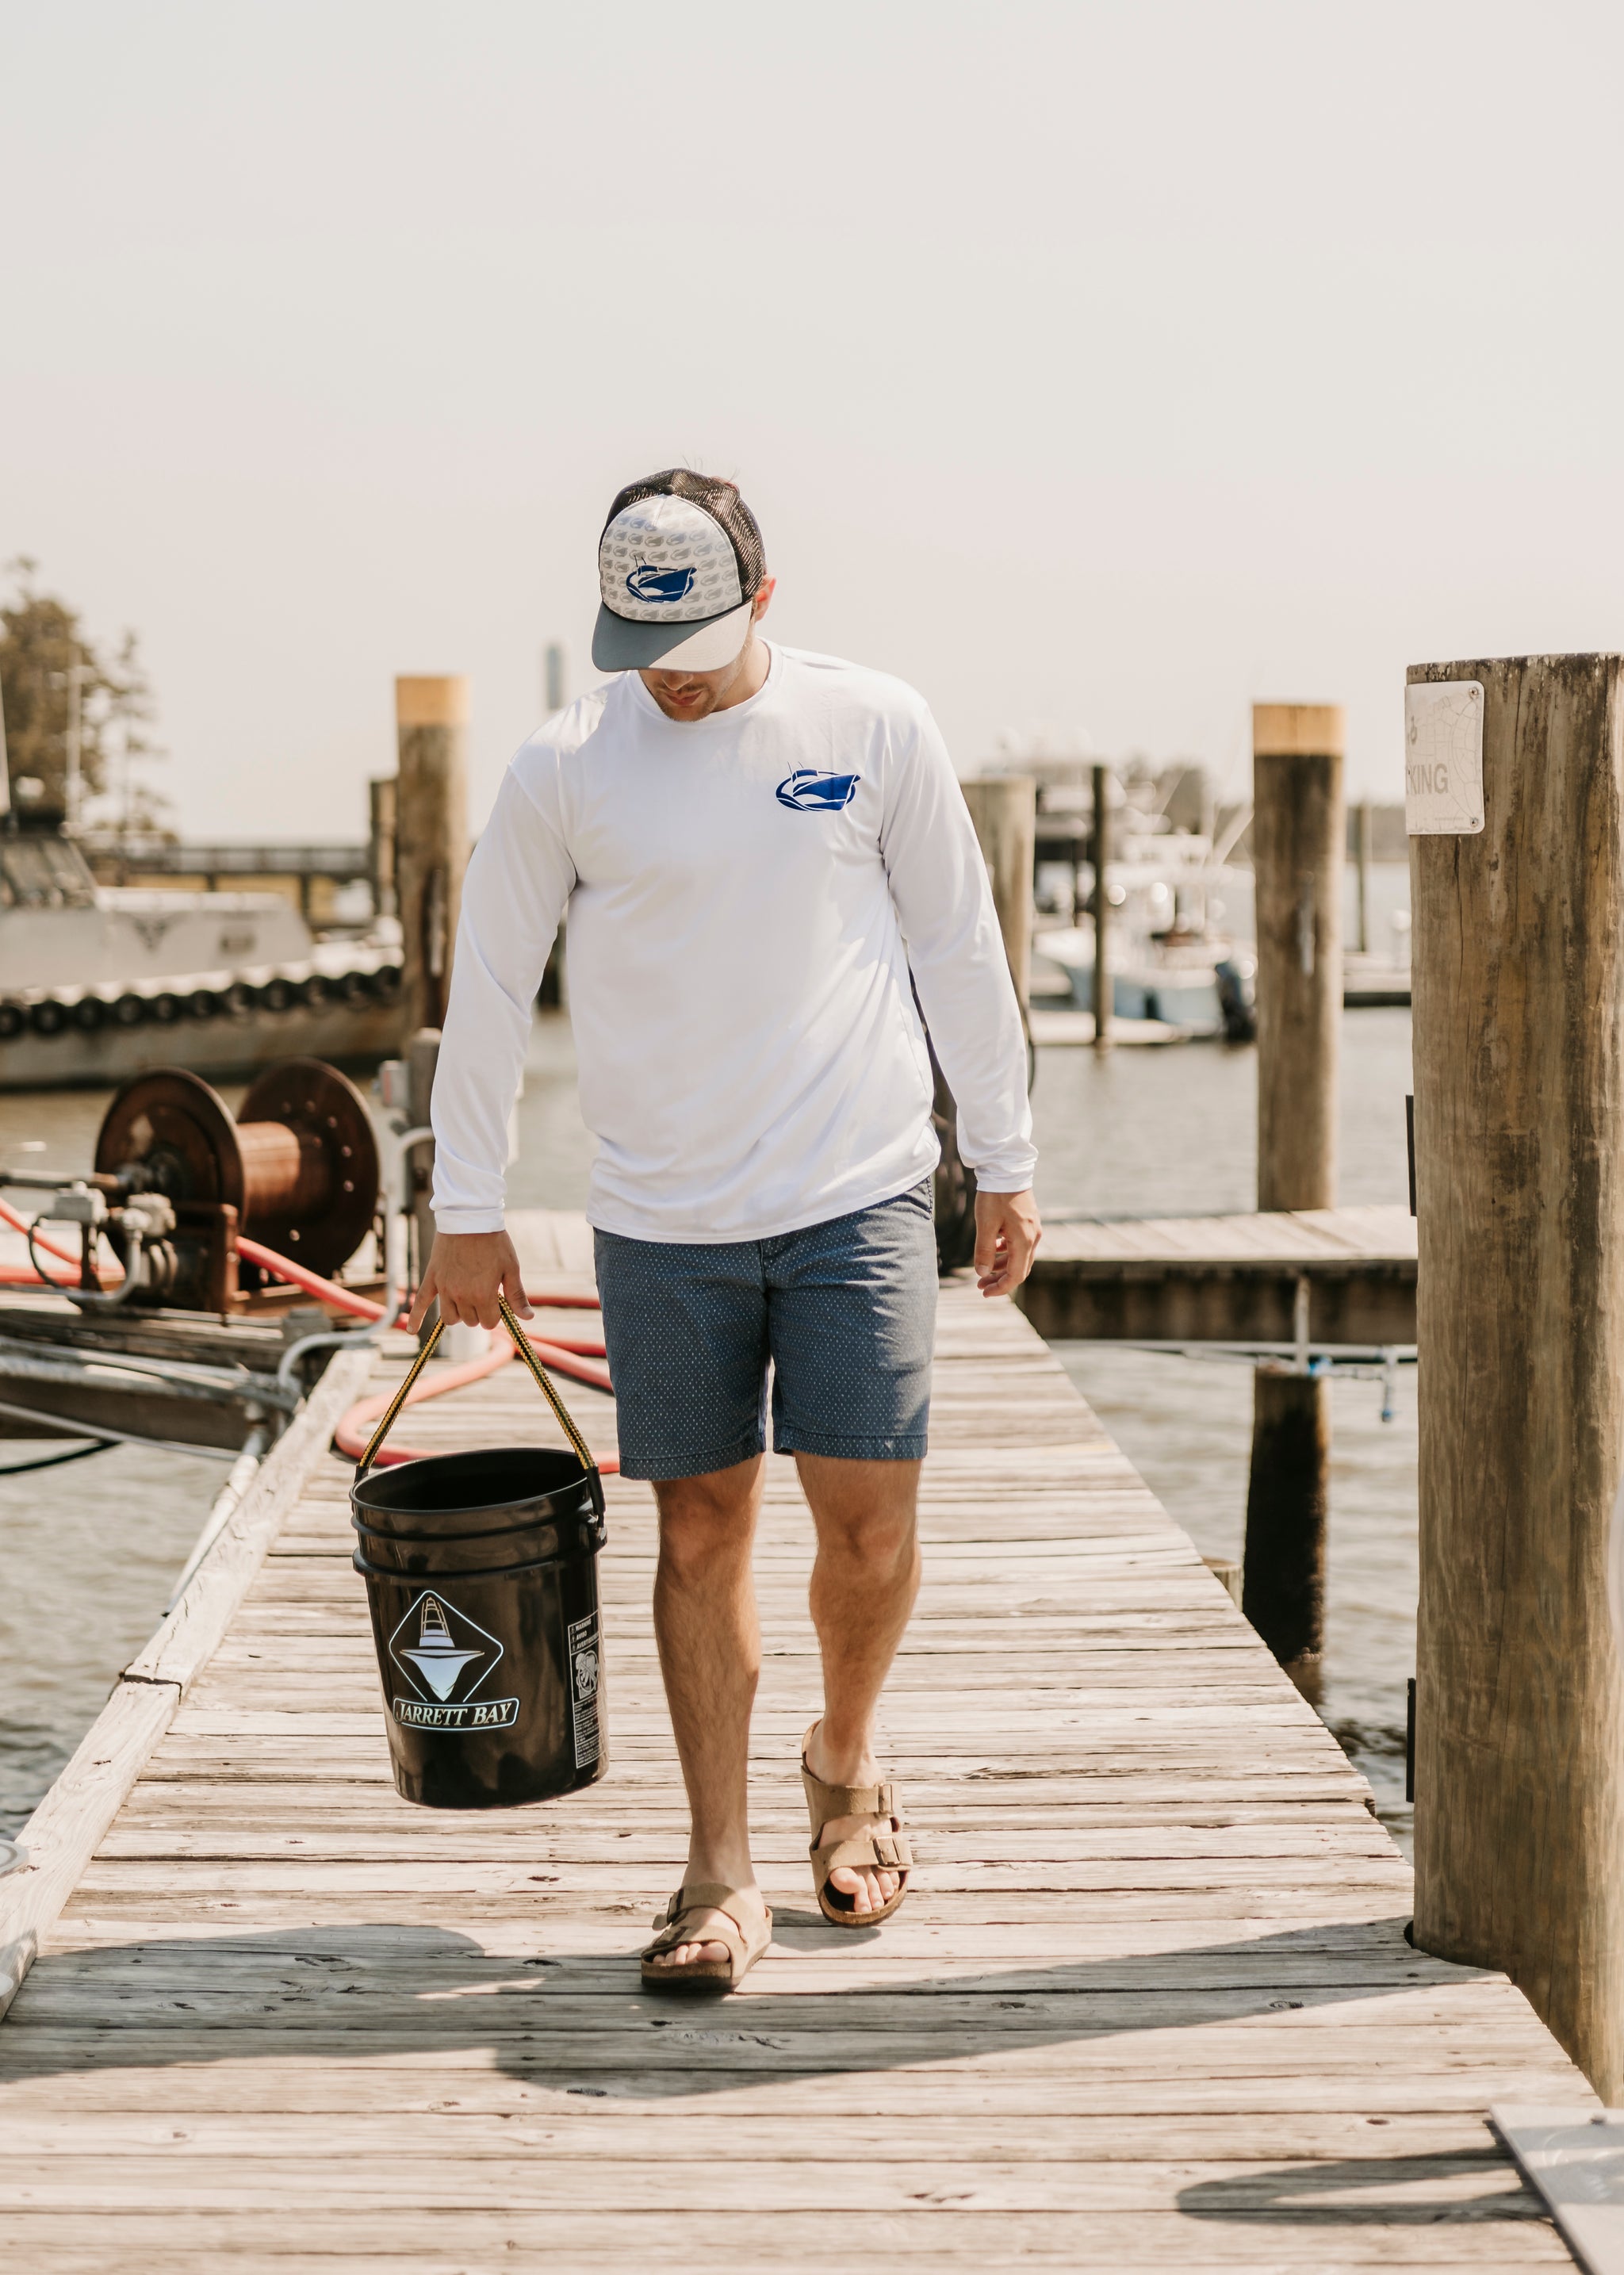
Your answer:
[399,1596,484,1701]
[386,1591,519,1730]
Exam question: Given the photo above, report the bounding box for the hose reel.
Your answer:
[89,1057,381,1310]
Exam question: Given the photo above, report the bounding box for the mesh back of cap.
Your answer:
[603,469,765,600]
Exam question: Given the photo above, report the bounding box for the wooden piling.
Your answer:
[1241,703,1345,1703]
[962,775,1035,1005]
[1409,653,1624,2099]
[1354,799,1372,956]
[1092,763,1111,1050]
[394,676,469,1036]
[407,1026,441,1319]
[1251,704,1344,1212]
[368,775,397,920]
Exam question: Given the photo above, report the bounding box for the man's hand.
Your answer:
[973,1189,1042,1298]
[407,1230,534,1333]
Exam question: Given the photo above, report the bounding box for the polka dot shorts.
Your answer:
[592,1182,936,1480]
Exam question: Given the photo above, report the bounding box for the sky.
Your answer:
[5,1,1624,837]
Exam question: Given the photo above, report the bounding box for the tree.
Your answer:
[0,557,170,836]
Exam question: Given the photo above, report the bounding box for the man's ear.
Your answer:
[753,575,777,623]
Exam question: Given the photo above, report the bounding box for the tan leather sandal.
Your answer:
[640,1882,772,1993]
[801,1722,914,1928]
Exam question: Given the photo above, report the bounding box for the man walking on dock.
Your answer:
[412,468,1039,1987]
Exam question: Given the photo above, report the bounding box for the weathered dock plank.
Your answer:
[0,1237,1591,2269]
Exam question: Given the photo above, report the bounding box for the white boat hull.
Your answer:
[1,871,404,1092]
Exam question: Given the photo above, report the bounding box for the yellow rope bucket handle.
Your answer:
[354,1298,603,1513]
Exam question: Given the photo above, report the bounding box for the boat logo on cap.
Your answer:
[626,561,697,606]
[388,1592,519,1732]
[776,769,862,814]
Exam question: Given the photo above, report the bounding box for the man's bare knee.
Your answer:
[654,1463,759,1580]
[800,1458,918,1563]
[818,1504,916,1577]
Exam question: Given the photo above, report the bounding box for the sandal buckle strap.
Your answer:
[814,1829,914,1874]
[642,1881,768,1963]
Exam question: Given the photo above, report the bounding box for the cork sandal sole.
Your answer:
[800,1722,914,1929]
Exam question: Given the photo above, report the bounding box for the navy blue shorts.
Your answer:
[593,1182,937,1481]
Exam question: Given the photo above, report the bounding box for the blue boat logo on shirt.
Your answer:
[626,561,696,605]
[776,769,862,813]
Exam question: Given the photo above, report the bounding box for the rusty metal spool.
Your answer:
[94,1057,381,1278]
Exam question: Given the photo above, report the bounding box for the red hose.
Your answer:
[333,1339,519,1463]
[234,1235,606,1354]
[233,1235,611,1380]
[0,1198,81,1273]
[236,1234,385,1320]
[333,1331,619,1474]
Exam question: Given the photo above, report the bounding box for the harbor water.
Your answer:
[0,1007,1415,1844]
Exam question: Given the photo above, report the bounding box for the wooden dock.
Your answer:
[0,1215,1594,2267]
[1022,1202,1418,1345]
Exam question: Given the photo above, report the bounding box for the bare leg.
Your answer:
[798,1453,922,1916]
[645,1455,764,1971]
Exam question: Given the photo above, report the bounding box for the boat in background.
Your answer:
[0,829,403,1090]
[1034,919,1256,1040]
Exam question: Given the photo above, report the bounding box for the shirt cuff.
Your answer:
[432,1208,508,1236]
[963,1144,1039,1193]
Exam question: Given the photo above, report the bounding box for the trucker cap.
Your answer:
[592,469,767,673]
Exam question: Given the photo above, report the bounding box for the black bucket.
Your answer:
[350,1300,608,1809]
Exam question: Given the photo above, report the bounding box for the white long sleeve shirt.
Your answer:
[431,643,1036,1244]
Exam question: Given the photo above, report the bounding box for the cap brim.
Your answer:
[591,596,754,674]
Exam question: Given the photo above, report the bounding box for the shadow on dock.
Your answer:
[4,1910,1482,2089]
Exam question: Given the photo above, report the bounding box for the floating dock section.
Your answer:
[1021,1201,1417,1345]
[0,1212,1592,2266]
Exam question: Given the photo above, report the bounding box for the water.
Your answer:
[0,1444,225,1833]
[0,1009,1418,1845]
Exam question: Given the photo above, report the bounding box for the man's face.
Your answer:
[639,652,750,721]
[638,583,775,720]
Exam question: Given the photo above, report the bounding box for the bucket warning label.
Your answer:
[393,1695,519,1731]
[387,1591,514,1736]
[569,1611,601,1768]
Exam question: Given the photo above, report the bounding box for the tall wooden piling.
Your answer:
[1092,764,1112,1050]
[1410,653,1624,2099]
[1241,703,1344,1702]
[394,676,469,1036]
[1354,799,1372,956]
[407,1025,441,1323]
[368,776,397,921]
[962,775,1035,1005]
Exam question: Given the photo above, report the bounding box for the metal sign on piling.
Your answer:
[1409,652,1624,2101]
[1240,702,1345,1703]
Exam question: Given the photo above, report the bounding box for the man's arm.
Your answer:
[882,707,1041,1296]
[407,764,575,1331]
